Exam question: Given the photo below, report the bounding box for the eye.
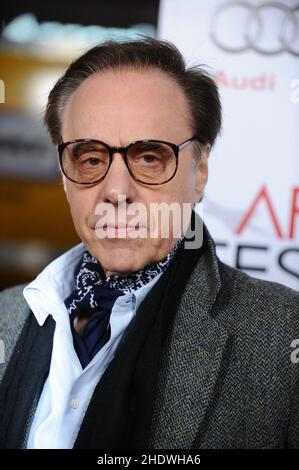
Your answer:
[77,152,107,168]
[84,156,101,166]
[141,154,160,163]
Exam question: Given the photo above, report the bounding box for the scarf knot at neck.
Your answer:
[64,238,183,367]
[72,237,183,302]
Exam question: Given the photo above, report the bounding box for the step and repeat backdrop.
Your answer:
[0,2,298,290]
[0,15,155,289]
[158,0,299,290]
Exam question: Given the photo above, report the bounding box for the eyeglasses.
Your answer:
[58,135,202,185]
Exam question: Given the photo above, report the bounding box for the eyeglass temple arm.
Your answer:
[179,135,204,150]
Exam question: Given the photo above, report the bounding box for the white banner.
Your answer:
[158,0,299,290]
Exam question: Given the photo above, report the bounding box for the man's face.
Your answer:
[61,68,209,276]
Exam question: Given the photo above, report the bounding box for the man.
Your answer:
[0,38,299,449]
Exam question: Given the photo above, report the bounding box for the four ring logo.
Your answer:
[210,1,299,56]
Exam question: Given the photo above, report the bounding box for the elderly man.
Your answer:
[0,38,298,450]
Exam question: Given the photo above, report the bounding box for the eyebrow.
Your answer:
[68,139,167,159]
[71,142,106,159]
[132,141,165,151]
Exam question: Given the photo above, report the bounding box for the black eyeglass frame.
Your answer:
[58,135,203,186]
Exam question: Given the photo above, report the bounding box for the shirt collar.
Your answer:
[23,243,85,326]
[23,239,181,326]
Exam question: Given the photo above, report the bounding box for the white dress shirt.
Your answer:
[24,243,162,449]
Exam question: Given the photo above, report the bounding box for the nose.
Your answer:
[100,152,137,205]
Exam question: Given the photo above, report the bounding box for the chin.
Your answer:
[90,244,150,276]
[102,259,145,277]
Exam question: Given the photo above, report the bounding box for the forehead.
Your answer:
[61,68,192,144]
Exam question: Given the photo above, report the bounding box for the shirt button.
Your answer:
[70,399,80,409]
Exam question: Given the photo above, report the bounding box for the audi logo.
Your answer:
[210,1,299,56]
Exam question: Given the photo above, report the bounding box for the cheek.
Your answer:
[172,160,199,199]
[66,188,93,233]
[167,174,197,203]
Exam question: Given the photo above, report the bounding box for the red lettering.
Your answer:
[250,75,267,91]
[289,187,299,240]
[214,70,229,87]
[236,186,283,238]
[231,77,248,90]
[215,71,276,91]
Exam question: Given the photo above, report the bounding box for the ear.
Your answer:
[193,143,210,202]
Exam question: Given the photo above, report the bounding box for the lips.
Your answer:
[95,220,145,230]
[101,224,143,235]
[94,222,147,238]
[102,223,141,230]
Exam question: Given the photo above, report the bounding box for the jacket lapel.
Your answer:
[0,313,55,448]
[149,226,229,448]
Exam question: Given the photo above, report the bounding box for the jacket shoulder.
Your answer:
[219,261,299,312]
[0,283,30,326]
[216,260,299,342]
[0,284,31,383]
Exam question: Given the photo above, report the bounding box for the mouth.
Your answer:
[103,224,137,231]
[95,223,146,238]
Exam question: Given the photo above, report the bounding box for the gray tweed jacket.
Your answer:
[0,229,299,449]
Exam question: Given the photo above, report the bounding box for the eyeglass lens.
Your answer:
[61,140,177,184]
